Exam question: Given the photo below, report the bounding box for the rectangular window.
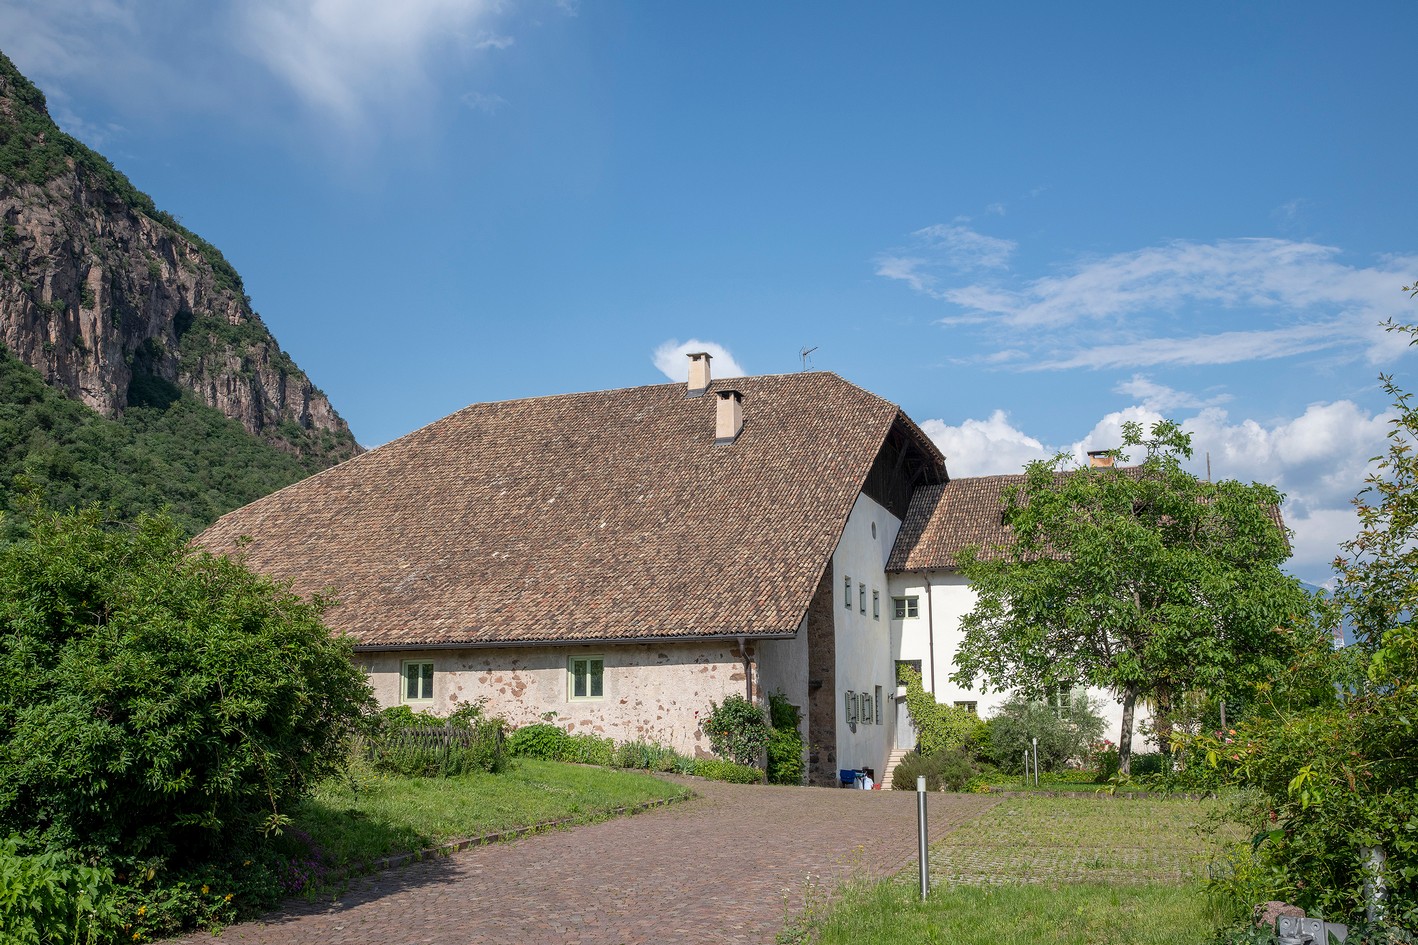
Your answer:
[569,656,605,701]
[875,685,884,722]
[895,659,923,684]
[401,660,434,703]
[860,690,874,724]
[872,590,880,620]
[954,700,979,715]
[858,583,866,614]
[1050,683,1075,719]
[843,575,852,609]
[844,690,858,724]
[893,596,919,619]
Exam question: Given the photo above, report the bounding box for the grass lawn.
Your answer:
[808,795,1240,945]
[982,776,1150,794]
[293,759,689,877]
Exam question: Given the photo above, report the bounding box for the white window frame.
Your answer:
[844,690,859,724]
[954,700,979,715]
[893,596,919,619]
[401,659,434,704]
[860,690,874,724]
[568,655,605,701]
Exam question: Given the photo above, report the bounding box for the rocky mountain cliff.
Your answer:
[0,51,358,467]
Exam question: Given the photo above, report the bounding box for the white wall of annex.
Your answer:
[831,492,901,780]
[888,570,1156,752]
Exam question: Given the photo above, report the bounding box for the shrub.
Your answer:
[0,836,120,944]
[0,509,372,865]
[692,759,764,784]
[767,693,806,786]
[560,733,615,766]
[613,740,684,771]
[891,749,980,792]
[984,693,1106,774]
[704,694,770,767]
[505,723,570,760]
[365,702,505,778]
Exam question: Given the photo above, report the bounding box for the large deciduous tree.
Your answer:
[951,420,1315,773]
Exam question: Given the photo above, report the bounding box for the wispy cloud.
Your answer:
[234,0,507,126]
[876,223,1016,293]
[1112,375,1230,412]
[652,339,747,382]
[879,232,1418,372]
[461,91,509,114]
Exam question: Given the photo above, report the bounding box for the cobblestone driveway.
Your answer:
[172,779,998,945]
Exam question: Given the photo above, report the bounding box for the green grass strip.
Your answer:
[295,759,690,875]
[814,881,1220,945]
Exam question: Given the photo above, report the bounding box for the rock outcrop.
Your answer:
[0,50,358,468]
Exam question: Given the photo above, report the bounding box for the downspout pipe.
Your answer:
[923,573,937,692]
[736,634,753,702]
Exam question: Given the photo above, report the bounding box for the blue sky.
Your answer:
[3,1,1416,584]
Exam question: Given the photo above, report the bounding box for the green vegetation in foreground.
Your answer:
[0,345,322,540]
[296,759,689,876]
[807,795,1237,945]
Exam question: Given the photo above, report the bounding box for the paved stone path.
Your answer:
[172,779,999,945]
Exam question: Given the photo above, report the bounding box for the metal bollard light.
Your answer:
[917,775,929,900]
[1032,737,1039,787]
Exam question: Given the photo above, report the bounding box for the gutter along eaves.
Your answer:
[350,630,801,652]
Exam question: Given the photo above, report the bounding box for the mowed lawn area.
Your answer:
[813,795,1240,945]
[292,759,690,879]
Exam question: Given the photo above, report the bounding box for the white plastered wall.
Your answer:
[830,493,902,781]
[887,570,1156,752]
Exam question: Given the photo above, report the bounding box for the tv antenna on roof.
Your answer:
[800,346,818,372]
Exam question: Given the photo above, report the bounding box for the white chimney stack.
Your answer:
[686,351,712,398]
[715,389,744,443]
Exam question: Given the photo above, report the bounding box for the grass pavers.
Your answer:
[806,794,1240,945]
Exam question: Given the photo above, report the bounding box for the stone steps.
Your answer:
[881,747,911,788]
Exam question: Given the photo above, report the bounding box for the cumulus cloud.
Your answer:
[918,412,1051,477]
[916,399,1393,585]
[652,339,747,383]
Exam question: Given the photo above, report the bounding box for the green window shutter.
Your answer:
[590,658,604,698]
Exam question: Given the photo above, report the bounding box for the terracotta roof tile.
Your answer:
[198,373,925,647]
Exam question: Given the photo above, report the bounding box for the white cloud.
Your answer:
[1112,375,1230,412]
[917,399,1394,585]
[234,0,506,126]
[879,233,1418,373]
[461,91,509,114]
[652,339,747,383]
[918,412,1052,478]
[876,224,1016,291]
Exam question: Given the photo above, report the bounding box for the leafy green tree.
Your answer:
[984,693,1106,775]
[0,507,373,865]
[952,420,1315,774]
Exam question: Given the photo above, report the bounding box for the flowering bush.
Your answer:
[703,695,770,768]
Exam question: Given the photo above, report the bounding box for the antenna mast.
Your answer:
[800,346,818,372]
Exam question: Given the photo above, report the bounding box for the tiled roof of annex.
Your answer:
[887,474,1025,572]
[886,467,1288,572]
[197,371,943,649]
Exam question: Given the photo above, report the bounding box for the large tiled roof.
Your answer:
[198,372,938,648]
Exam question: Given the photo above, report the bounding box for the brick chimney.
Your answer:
[686,352,712,398]
[715,389,744,443]
[1087,450,1115,468]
